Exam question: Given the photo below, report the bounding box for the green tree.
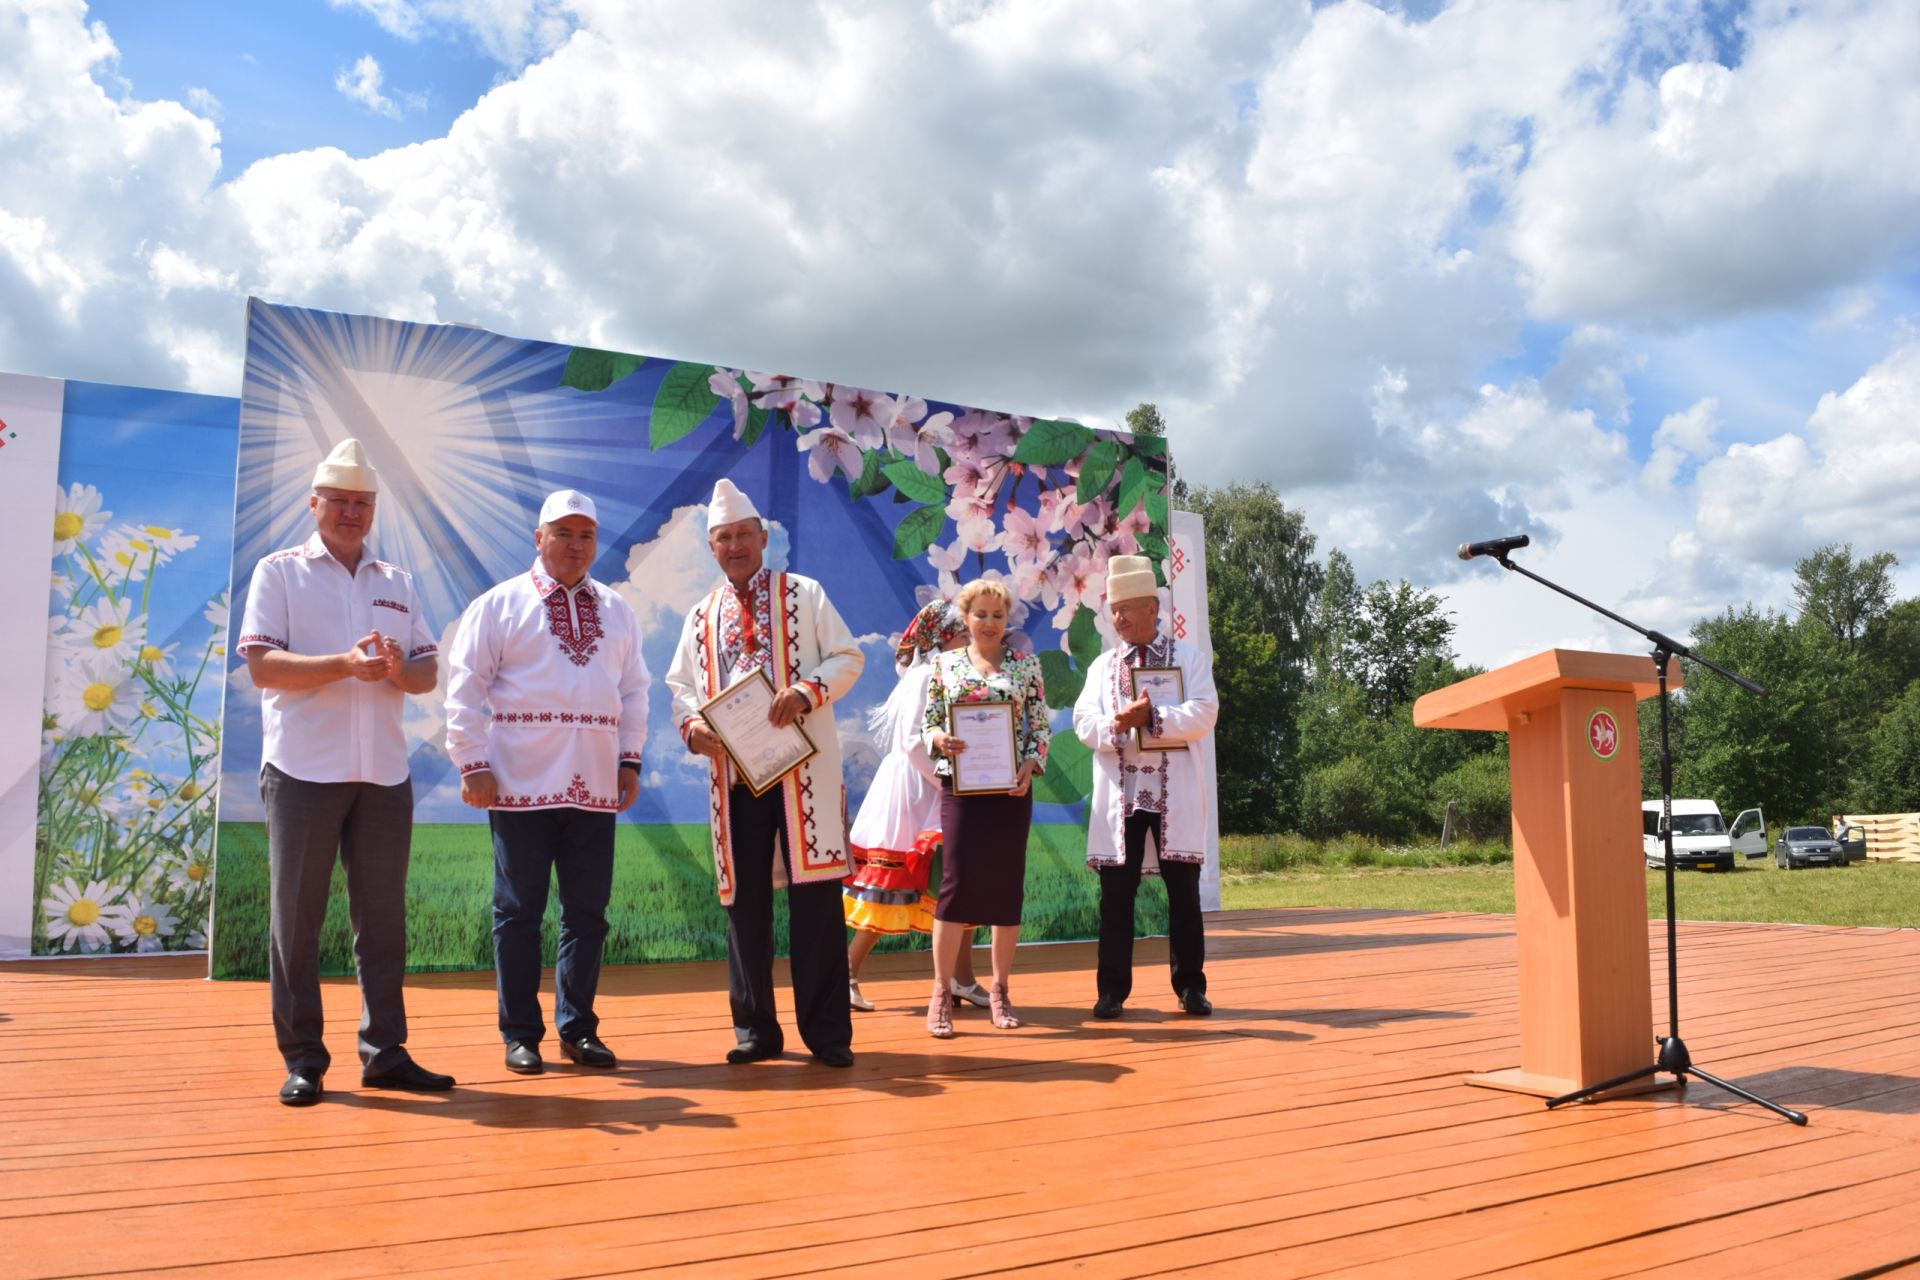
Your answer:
[1855,683,1920,812]
[1674,606,1833,823]
[1793,543,1897,654]
[1338,578,1455,717]
[1863,598,1920,707]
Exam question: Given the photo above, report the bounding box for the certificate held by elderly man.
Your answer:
[701,669,819,796]
[949,700,1019,794]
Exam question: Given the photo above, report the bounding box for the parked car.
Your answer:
[1641,799,1766,872]
[1774,826,1848,870]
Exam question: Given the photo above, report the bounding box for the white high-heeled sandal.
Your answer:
[848,980,875,1012]
[950,978,991,1008]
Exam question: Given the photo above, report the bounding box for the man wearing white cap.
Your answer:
[1072,554,1220,1019]
[446,489,651,1075]
[239,438,453,1105]
[666,478,865,1067]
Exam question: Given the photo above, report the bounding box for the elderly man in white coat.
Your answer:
[667,478,865,1067]
[1073,554,1220,1019]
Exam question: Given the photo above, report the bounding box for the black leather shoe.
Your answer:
[725,1037,782,1064]
[1180,992,1213,1017]
[560,1035,616,1068]
[1093,995,1125,1020]
[361,1058,456,1091]
[504,1040,544,1074]
[279,1069,323,1106]
[811,1046,854,1068]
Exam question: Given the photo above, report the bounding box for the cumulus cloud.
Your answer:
[333,53,423,118]
[330,0,576,66]
[1695,335,1920,562]
[1508,2,1920,324]
[7,0,1920,665]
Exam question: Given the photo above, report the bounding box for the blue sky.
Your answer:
[6,0,1920,668]
[85,0,501,171]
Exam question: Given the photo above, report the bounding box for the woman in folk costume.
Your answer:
[843,600,988,1012]
[665,478,866,1068]
[1071,554,1220,1019]
[922,577,1050,1037]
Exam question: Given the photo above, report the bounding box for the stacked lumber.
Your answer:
[1832,811,1920,862]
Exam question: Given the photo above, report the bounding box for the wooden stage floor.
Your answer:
[4,907,1920,1278]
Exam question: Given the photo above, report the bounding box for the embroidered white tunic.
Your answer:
[666,571,864,905]
[237,533,439,786]
[1072,636,1219,873]
[444,562,651,811]
[847,662,942,855]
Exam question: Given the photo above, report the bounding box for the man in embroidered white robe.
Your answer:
[666,478,864,1068]
[446,489,650,1075]
[1073,554,1220,1019]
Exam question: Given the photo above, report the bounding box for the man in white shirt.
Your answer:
[238,438,453,1106]
[1072,554,1220,1020]
[667,478,864,1068]
[446,489,650,1076]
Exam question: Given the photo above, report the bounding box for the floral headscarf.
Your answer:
[894,599,966,668]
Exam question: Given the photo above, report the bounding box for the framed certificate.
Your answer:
[699,669,819,796]
[1128,666,1189,752]
[948,700,1020,795]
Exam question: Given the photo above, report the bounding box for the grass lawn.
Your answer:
[1221,857,1920,929]
[210,820,1135,980]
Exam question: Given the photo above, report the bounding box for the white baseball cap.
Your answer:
[538,489,598,525]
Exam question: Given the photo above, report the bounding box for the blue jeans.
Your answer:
[489,806,616,1045]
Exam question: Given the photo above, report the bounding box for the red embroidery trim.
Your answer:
[236,632,287,650]
[459,760,493,775]
[492,773,617,810]
[537,573,604,667]
[492,710,620,727]
[371,598,410,613]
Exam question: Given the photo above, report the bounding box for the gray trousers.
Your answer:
[262,763,414,1075]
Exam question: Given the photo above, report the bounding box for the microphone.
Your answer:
[1457,534,1529,561]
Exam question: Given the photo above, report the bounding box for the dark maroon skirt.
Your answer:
[935,785,1033,926]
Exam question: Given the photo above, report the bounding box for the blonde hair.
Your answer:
[954,577,1014,616]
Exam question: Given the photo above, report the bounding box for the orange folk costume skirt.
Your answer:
[843,829,941,936]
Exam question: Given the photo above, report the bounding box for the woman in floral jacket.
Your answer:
[922,577,1049,1036]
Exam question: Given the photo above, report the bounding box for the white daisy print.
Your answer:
[166,854,215,898]
[203,591,229,633]
[95,529,153,585]
[55,653,139,737]
[126,525,199,562]
[52,483,111,556]
[64,597,146,662]
[42,878,125,952]
[135,640,179,680]
[108,897,180,953]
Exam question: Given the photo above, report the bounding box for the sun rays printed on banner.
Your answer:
[213,298,1182,977]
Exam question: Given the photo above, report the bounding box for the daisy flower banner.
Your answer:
[24,379,239,958]
[211,300,1205,980]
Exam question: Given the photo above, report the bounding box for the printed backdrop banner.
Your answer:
[212,299,1206,979]
[19,380,239,958]
[1,375,65,957]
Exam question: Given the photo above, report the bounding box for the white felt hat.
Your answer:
[312,439,379,493]
[708,477,763,528]
[1106,554,1158,605]
[538,489,598,525]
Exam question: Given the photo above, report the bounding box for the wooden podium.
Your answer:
[1413,649,1674,1098]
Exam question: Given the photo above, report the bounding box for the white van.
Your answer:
[1641,799,1766,872]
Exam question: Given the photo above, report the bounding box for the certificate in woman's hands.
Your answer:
[1128,666,1189,752]
[699,669,819,796]
[948,700,1019,794]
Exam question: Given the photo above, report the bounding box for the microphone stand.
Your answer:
[1479,549,1806,1126]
